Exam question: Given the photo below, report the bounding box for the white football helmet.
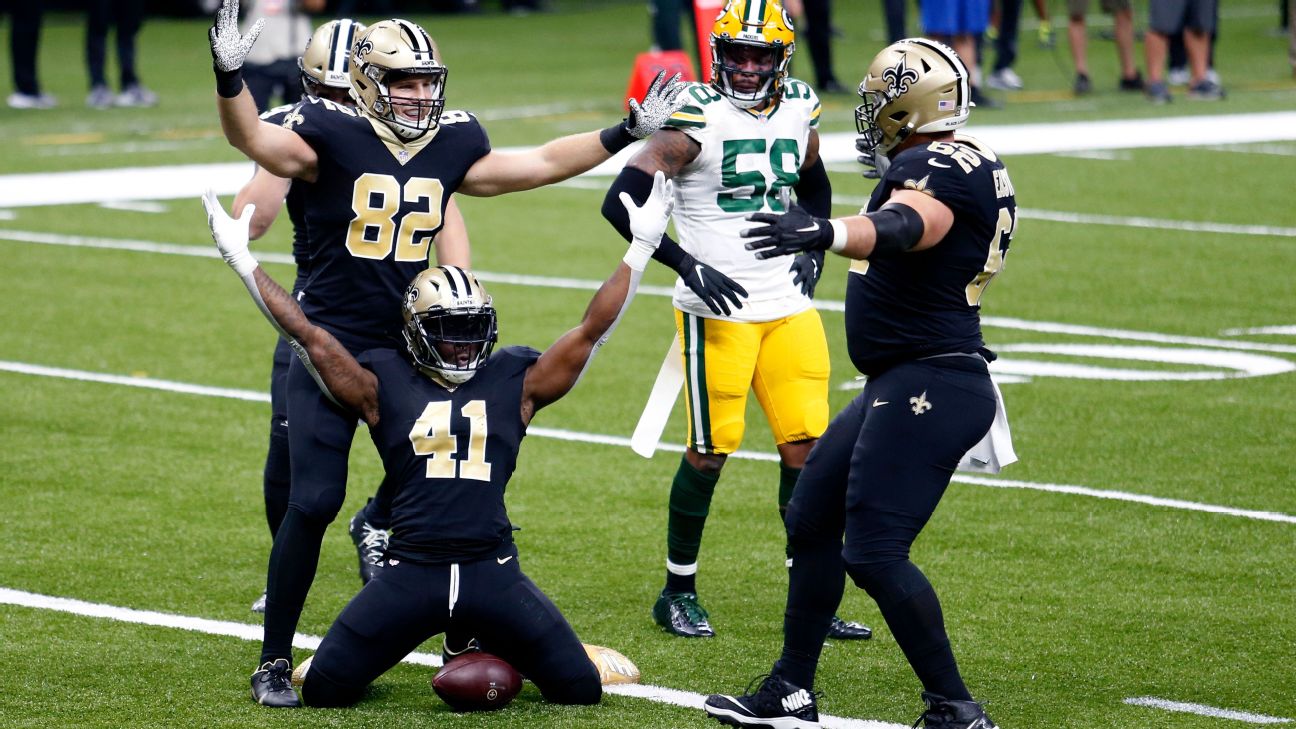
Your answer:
[402,266,497,385]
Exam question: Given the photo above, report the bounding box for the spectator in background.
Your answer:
[1032,0,1056,47]
[986,0,1026,91]
[86,0,158,109]
[1145,0,1223,102]
[921,0,1000,107]
[5,2,55,109]
[240,0,326,113]
[1066,0,1143,95]
[883,0,908,43]
[786,0,846,93]
[649,0,696,54]
[1167,26,1217,85]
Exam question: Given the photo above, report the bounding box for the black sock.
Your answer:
[772,536,844,691]
[260,508,328,665]
[851,560,972,702]
[664,454,718,594]
[778,463,799,560]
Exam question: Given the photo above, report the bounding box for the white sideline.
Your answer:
[1124,697,1292,724]
[1,359,1293,526]
[0,587,904,729]
[3,228,1296,358]
[4,111,1296,207]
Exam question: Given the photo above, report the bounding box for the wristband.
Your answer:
[622,237,656,272]
[828,219,848,253]
[225,247,259,277]
[599,123,636,154]
[215,66,244,99]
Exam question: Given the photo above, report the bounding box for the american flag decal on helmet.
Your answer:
[938,100,955,110]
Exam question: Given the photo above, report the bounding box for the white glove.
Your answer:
[202,189,258,277]
[209,0,264,73]
[618,170,674,271]
[625,71,688,140]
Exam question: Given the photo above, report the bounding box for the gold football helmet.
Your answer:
[709,0,796,109]
[855,38,972,159]
[402,266,497,385]
[299,19,365,103]
[350,19,446,140]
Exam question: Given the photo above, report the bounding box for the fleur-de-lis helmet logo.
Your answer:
[882,56,920,98]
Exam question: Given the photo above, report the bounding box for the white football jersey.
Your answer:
[664,79,822,322]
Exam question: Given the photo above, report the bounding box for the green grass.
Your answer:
[1,1,1295,727]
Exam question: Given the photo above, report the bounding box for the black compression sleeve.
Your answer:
[865,203,925,255]
[793,157,832,218]
[601,166,688,270]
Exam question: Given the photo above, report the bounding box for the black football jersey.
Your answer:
[845,138,1017,377]
[357,345,540,564]
[260,105,312,293]
[286,99,491,351]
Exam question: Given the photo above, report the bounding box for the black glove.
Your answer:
[676,253,748,317]
[788,251,824,298]
[855,136,887,180]
[742,204,835,260]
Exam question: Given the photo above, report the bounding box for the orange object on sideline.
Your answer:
[625,50,697,110]
[693,0,725,83]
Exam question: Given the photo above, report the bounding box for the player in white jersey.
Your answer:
[603,0,869,642]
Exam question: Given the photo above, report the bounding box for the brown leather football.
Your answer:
[431,652,522,712]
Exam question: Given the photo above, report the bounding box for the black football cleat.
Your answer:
[704,674,821,728]
[826,615,872,641]
[250,591,266,614]
[348,506,389,585]
[251,658,301,708]
[653,590,715,637]
[912,692,998,729]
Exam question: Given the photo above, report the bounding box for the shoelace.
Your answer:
[671,594,710,624]
[356,523,389,565]
[255,662,293,692]
[912,703,961,729]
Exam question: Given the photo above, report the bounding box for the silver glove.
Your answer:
[625,71,687,140]
[209,0,264,73]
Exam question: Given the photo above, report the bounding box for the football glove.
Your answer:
[676,254,747,316]
[855,136,889,180]
[743,204,835,260]
[618,170,675,271]
[625,70,688,140]
[209,0,263,73]
[202,189,258,277]
[788,251,824,298]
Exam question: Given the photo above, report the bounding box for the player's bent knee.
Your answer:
[301,668,365,708]
[538,666,602,705]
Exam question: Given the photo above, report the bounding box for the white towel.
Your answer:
[957,377,1017,474]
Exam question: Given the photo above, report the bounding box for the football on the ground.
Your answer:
[431,652,522,712]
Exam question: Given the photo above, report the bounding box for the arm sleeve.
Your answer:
[794,157,832,218]
[601,165,688,271]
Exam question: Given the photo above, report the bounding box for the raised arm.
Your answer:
[433,196,471,268]
[232,167,292,240]
[520,172,675,423]
[210,0,318,180]
[459,71,688,197]
[202,191,379,426]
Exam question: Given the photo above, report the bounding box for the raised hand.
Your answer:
[620,170,675,247]
[625,71,688,140]
[202,189,258,276]
[743,204,835,260]
[209,0,264,73]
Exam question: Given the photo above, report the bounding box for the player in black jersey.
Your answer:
[703,39,1015,729]
[204,170,676,709]
[232,19,475,614]
[209,1,687,707]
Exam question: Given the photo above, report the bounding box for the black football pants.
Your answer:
[302,543,602,707]
[779,356,996,690]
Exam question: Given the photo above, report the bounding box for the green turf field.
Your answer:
[1,1,1295,727]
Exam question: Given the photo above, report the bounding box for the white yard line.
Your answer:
[4,228,1296,357]
[1124,697,1292,724]
[0,586,904,729]
[1,360,1292,526]
[5,112,1296,206]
